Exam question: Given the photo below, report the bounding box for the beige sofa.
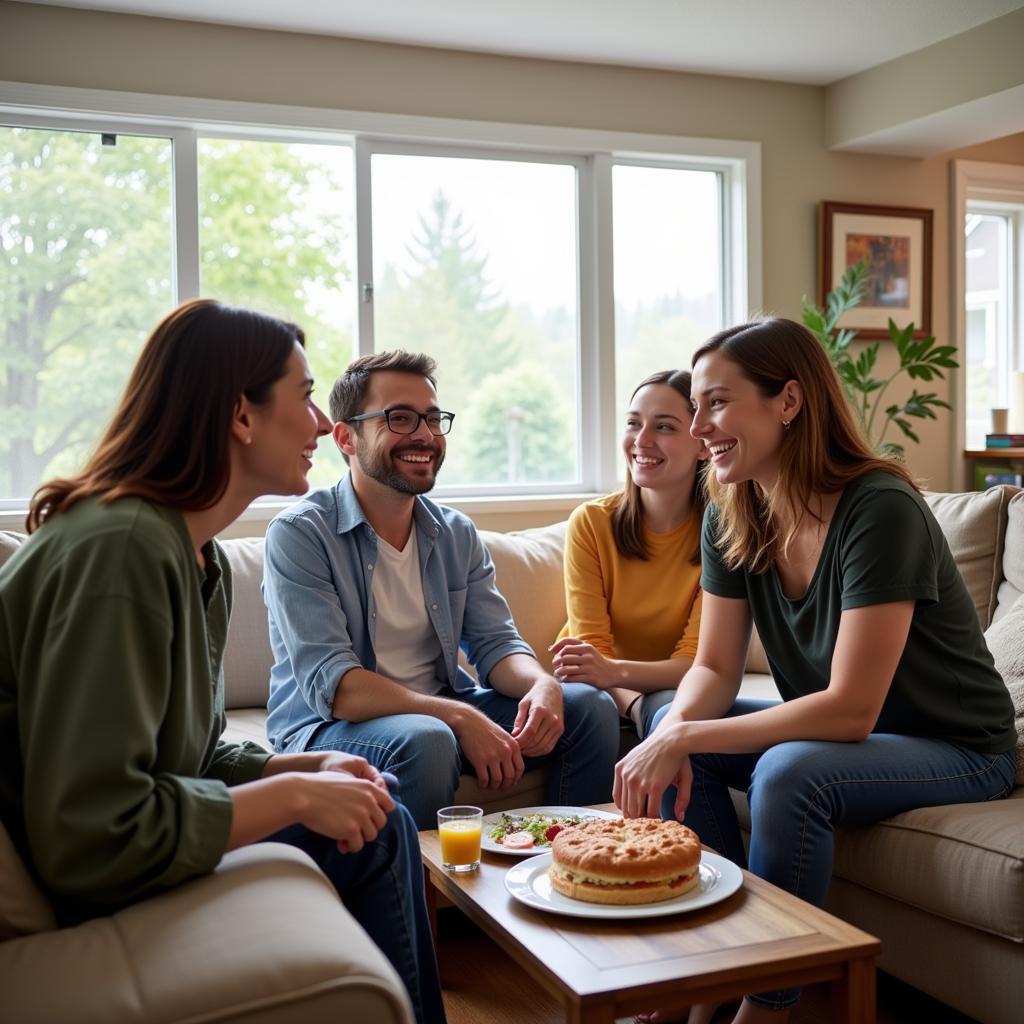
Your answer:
[2,486,1022,1023]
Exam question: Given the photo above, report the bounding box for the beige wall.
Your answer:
[825,6,1024,152]
[4,2,1024,521]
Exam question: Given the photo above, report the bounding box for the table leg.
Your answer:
[423,866,439,948]
[831,955,876,1024]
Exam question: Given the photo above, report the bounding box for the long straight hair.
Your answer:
[27,299,303,532]
[611,369,706,563]
[692,318,917,573]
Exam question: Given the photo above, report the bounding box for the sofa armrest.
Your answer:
[0,843,413,1024]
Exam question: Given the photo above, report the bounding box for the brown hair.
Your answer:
[27,299,303,532]
[611,369,706,563]
[329,350,438,424]
[691,317,917,573]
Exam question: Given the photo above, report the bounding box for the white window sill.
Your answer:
[0,492,600,539]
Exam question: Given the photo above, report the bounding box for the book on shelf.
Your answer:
[985,433,1024,447]
[974,463,1024,490]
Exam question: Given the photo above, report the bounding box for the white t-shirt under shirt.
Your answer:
[372,529,445,695]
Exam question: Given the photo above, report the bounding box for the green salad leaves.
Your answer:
[488,811,586,846]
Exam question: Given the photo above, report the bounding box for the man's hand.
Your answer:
[511,678,564,757]
[289,771,396,854]
[454,707,526,789]
[613,722,691,820]
[548,637,621,688]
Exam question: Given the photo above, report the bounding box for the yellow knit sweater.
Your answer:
[561,492,703,661]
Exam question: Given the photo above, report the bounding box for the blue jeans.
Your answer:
[635,688,677,739]
[292,683,620,829]
[650,699,1016,1010]
[268,803,447,1024]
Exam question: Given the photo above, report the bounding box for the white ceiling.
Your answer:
[15,0,1024,85]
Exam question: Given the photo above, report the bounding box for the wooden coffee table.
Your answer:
[420,818,879,1024]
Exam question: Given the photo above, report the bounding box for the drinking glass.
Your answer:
[437,805,483,872]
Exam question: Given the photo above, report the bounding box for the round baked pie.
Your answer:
[548,817,702,905]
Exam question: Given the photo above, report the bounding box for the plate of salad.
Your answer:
[481,805,620,858]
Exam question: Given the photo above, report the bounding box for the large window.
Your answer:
[0,100,755,511]
[0,126,173,501]
[954,161,1024,468]
[964,210,1013,446]
[612,163,724,417]
[371,152,580,489]
[963,203,1023,448]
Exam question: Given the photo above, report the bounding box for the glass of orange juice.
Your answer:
[437,805,483,872]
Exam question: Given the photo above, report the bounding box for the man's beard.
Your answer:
[355,441,444,495]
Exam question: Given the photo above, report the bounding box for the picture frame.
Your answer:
[819,201,933,339]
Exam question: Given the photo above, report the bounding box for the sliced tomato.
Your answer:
[501,830,535,849]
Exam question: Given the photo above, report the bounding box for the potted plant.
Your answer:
[802,261,959,459]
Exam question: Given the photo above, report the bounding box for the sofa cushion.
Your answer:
[830,791,1024,944]
[0,843,413,1024]
[984,592,1024,786]
[453,769,548,811]
[479,523,567,673]
[924,487,1015,630]
[745,627,771,675]
[220,537,275,711]
[0,530,25,571]
[222,707,274,750]
[994,490,1024,626]
[731,789,1024,944]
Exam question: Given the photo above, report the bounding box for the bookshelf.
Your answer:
[963,449,1024,490]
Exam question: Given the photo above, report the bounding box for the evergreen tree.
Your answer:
[375,190,517,393]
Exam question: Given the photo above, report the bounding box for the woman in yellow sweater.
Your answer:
[551,369,707,737]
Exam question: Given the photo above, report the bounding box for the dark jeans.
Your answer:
[300,682,621,829]
[652,698,1016,1010]
[268,802,447,1024]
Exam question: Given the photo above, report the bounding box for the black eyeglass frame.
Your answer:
[345,407,456,436]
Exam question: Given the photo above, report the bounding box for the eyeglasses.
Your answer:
[346,407,455,436]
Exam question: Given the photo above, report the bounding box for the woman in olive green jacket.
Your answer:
[0,299,446,1024]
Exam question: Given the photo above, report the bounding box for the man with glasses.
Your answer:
[262,350,620,828]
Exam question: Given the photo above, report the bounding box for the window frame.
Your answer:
[0,80,761,526]
[356,138,591,498]
[952,160,1024,470]
[964,207,1013,439]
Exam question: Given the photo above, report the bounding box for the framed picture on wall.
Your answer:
[819,201,933,339]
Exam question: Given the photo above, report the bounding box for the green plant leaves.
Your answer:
[801,259,958,455]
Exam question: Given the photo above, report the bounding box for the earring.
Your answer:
[782,420,791,430]
[244,436,253,445]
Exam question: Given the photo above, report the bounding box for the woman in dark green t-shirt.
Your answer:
[614,317,1015,1024]
[1,300,446,1024]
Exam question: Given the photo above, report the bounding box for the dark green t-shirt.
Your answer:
[700,472,1016,754]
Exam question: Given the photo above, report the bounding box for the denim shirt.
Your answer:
[263,474,535,750]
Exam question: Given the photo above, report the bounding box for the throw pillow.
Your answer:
[924,487,1012,630]
[480,522,567,673]
[984,593,1024,786]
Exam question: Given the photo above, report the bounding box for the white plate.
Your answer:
[481,805,621,858]
[504,850,743,919]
